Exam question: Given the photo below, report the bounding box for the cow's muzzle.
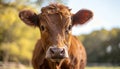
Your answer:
[45,46,69,62]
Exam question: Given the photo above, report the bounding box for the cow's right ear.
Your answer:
[72,9,93,25]
[19,10,39,26]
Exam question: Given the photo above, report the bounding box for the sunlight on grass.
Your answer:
[26,67,33,69]
[85,66,120,69]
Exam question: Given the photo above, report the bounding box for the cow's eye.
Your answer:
[65,25,72,34]
[68,25,72,30]
[40,25,45,31]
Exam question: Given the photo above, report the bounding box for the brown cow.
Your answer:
[19,3,93,69]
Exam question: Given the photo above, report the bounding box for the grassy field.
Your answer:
[26,66,120,69]
[85,66,120,69]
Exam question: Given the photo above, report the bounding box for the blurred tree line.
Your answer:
[0,0,120,66]
[0,0,40,65]
[78,28,120,65]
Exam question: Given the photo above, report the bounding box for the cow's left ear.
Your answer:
[19,10,39,26]
[72,9,93,25]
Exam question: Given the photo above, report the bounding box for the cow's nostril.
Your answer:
[50,48,54,54]
[60,49,65,54]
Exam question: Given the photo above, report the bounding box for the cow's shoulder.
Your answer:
[32,39,46,69]
[68,36,87,68]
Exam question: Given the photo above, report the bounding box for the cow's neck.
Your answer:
[48,62,59,69]
[55,62,63,69]
[48,60,64,69]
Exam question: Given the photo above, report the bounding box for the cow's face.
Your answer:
[19,4,93,63]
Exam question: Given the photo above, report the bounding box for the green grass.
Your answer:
[26,66,33,69]
[85,66,120,69]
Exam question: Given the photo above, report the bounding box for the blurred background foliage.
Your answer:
[0,0,120,68]
[78,28,120,65]
[0,0,41,65]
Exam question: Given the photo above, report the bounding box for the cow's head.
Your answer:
[19,4,93,63]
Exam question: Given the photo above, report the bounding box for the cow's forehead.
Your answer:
[40,3,71,17]
[39,4,72,29]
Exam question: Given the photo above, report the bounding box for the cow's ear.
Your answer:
[19,10,39,26]
[72,9,93,25]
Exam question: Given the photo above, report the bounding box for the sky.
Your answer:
[67,0,120,35]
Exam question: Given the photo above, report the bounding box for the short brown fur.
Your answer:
[19,3,93,69]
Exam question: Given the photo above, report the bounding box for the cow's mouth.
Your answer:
[51,58,62,62]
[49,58,67,65]
[47,55,68,63]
